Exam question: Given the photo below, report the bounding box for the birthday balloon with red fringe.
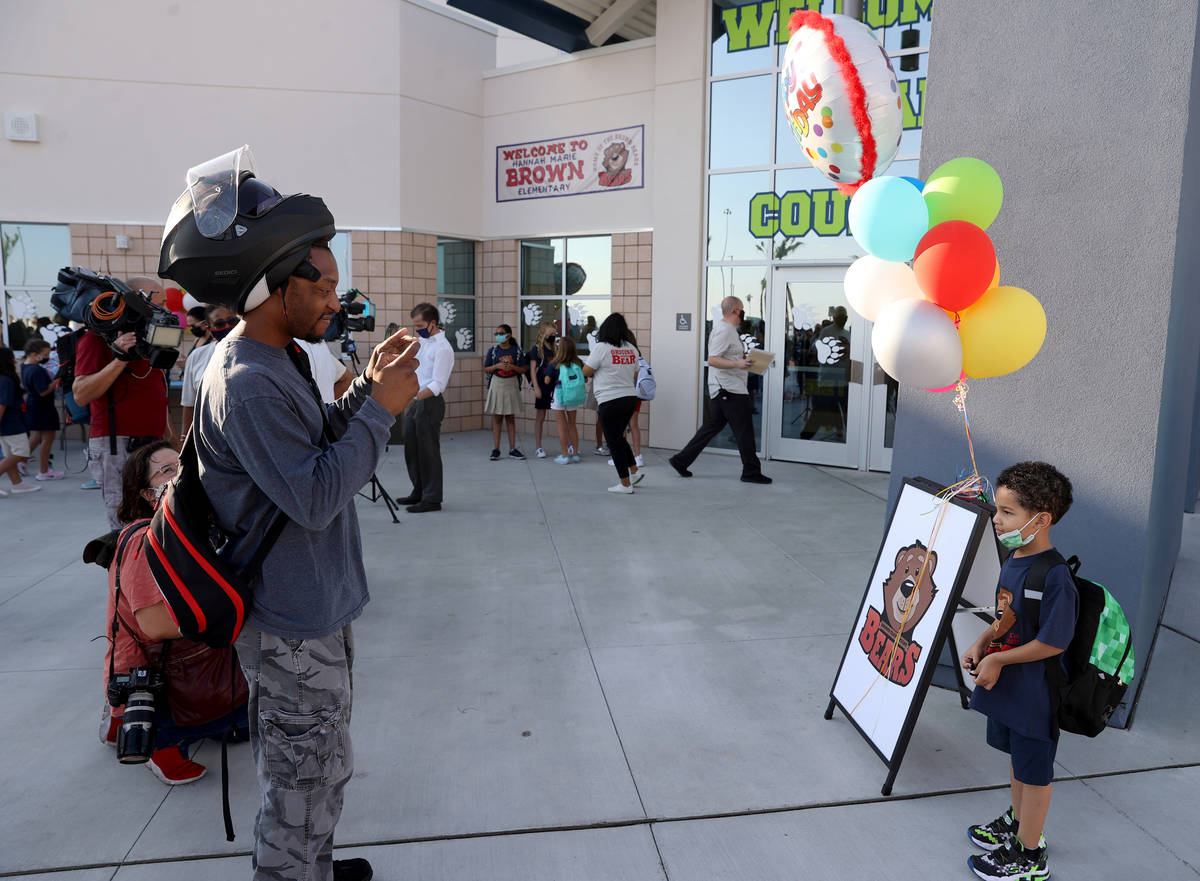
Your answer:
[781,11,903,194]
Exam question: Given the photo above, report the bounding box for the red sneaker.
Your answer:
[146,747,207,785]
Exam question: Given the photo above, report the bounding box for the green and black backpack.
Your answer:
[1024,550,1136,737]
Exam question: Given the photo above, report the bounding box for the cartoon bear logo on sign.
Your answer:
[857,541,939,686]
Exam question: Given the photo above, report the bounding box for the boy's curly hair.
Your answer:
[996,461,1074,524]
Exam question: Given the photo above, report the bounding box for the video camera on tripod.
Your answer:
[323,288,375,357]
[50,267,184,369]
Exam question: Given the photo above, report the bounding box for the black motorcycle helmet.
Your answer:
[158,171,335,313]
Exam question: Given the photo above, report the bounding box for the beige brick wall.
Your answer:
[69,223,166,283]
[481,233,654,451]
[349,231,484,434]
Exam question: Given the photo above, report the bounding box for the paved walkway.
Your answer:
[1,432,1197,879]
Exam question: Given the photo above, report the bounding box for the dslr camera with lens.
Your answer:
[106,666,166,764]
[50,267,184,370]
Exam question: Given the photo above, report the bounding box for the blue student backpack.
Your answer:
[557,362,587,407]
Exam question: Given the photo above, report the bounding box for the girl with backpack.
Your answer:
[526,321,559,459]
[483,323,528,461]
[551,335,586,463]
[582,314,643,493]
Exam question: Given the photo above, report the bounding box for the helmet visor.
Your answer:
[186,145,256,239]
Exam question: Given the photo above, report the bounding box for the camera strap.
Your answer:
[107,519,154,690]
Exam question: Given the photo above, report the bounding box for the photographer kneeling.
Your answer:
[100,441,249,784]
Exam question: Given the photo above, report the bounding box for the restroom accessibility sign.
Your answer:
[496,125,644,202]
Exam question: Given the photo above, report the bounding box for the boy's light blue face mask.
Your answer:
[997,513,1043,550]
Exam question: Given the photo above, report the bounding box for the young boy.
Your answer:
[961,461,1077,881]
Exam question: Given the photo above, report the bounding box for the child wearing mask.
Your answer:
[961,461,1077,881]
[550,335,583,463]
[21,339,63,479]
[483,323,527,461]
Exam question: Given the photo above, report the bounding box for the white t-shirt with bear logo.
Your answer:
[585,340,640,405]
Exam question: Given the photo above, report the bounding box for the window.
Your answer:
[519,236,612,356]
[437,237,477,353]
[1,223,71,350]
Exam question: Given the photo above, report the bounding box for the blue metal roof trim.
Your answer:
[449,0,624,52]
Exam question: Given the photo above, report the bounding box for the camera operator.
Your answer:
[73,276,172,529]
[159,153,419,881]
[100,441,249,784]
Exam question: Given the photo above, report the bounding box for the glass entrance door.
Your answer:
[765,266,895,470]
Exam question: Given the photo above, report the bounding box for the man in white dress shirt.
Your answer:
[397,302,454,512]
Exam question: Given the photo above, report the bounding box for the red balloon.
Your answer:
[912,220,996,313]
[165,287,185,312]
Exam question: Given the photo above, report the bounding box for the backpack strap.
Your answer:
[107,519,154,688]
[1021,548,1071,739]
[283,342,336,444]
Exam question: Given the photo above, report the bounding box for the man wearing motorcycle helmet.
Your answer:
[160,148,418,881]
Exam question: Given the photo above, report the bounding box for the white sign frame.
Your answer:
[826,476,998,795]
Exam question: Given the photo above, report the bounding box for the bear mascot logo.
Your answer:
[598,140,632,187]
[857,541,939,686]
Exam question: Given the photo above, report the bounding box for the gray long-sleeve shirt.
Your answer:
[194,336,393,639]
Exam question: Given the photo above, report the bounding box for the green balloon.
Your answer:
[923,157,1004,229]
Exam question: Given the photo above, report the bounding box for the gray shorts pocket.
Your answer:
[260,707,347,791]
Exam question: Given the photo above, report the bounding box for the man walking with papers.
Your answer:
[669,295,772,484]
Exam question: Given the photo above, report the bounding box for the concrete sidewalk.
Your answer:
[1,432,1197,879]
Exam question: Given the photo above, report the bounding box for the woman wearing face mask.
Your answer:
[97,441,250,784]
[179,304,239,439]
[483,323,527,461]
[21,339,63,480]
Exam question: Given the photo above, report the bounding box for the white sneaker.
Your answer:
[36,469,65,481]
[607,483,634,494]
[607,458,615,466]
[631,470,645,486]
[535,448,546,458]
[10,483,40,494]
[635,455,644,467]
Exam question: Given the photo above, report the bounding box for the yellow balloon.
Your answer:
[958,286,1046,378]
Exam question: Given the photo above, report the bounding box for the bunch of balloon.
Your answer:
[845,158,1046,390]
[844,157,1047,492]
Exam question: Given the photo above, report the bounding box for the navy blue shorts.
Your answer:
[986,717,1058,786]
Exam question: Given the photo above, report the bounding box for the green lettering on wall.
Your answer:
[780,191,812,237]
[750,192,781,237]
[775,0,824,44]
[812,189,848,235]
[900,77,927,129]
[899,0,933,25]
[864,0,900,28]
[722,2,775,51]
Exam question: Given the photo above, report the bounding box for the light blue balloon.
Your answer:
[901,176,925,192]
[848,176,931,262]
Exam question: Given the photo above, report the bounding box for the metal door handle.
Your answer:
[850,359,863,384]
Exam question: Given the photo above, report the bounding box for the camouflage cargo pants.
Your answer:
[235,624,355,881]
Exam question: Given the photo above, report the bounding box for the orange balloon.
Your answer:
[913,220,996,313]
[990,259,999,289]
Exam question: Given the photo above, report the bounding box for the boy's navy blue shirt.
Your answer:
[970,549,1078,741]
[0,376,26,434]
